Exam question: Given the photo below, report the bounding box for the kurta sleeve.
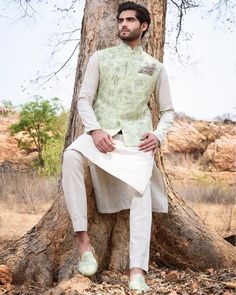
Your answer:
[77,51,102,133]
[152,66,174,143]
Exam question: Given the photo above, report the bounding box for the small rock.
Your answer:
[0,265,12,285]
[165,270,179,281]
[191,282,198,290]
[160,271,166,277]
[149,264,156,270]
[44,274,91,294]
[206,268,214,275]
[100,275,111,283]
[168,291,178,295]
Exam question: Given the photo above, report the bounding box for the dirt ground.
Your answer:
[1,265,235,294]
[0,198,235,295]
[0,204,47,241]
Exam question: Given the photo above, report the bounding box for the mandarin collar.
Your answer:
[119,41,143,53]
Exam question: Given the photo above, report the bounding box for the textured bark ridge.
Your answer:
[1,0,235,287]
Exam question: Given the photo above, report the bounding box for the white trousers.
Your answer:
[62,149,152,272]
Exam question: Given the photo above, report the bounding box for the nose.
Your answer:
[121,20,128,28]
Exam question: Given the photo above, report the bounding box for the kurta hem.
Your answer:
[66,134,168,213]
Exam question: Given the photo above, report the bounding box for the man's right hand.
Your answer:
[90,129,115,153]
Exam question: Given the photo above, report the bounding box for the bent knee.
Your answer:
[62,149,83,167]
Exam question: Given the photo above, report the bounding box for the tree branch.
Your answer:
[50,28,81,57]
[17,0,38,18]
[34,41,80,86]
[169,0,199,53]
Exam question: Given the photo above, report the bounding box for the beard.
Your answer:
[118,28,141,41]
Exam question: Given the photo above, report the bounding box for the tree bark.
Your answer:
[1,0,235,287]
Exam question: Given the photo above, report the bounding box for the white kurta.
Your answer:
[66,133,168,213]
[66,43,174,213]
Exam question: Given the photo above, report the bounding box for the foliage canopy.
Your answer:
[10,96,64,167]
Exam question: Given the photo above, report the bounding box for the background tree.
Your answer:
[10,96,63,167]
[1,0,235,289]
[0,99,15,116]
[41,110,69,176]
[1,99,15,110]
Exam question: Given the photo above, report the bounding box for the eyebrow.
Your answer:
[118,16,137,21]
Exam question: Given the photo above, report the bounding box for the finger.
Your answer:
[108,134,115,144]
[139,139,153,148]
[104,137,115,150]
[142,146,156,152]
[101,139,114,152]
[96,137,112,151]
[101,139,115,152]
[139,142,156,150]
[99,141,111,153]
[96,139,109,152]
[96,144,106,153]
[140,132,149,141]
[152,148,157,156]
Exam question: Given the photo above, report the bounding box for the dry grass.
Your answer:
[175,182,236,235]
[192,203,236,234]
[0,171,235,243]
[0,171,57,241]
[175,182,235,205]
[0,171,58,214]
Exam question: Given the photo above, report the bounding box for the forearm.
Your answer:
[153,66,174,143]
[77,51,101,133]
[152,110,174,143]
[78,99,101,133]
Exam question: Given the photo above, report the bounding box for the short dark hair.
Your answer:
[117,1,151,38]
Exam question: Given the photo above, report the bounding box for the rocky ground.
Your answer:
[162,115,235,180]
[0,115,35,172]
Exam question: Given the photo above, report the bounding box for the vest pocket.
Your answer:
[136,73,155,93]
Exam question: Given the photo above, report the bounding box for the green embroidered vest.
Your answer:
[93,42,162,146]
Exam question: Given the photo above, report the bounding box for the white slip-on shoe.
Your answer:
[78,251,98,276]
[129,273,150,293]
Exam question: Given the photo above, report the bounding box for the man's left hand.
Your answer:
[139,132,160,155]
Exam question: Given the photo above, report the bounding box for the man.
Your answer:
[62,1,174,292]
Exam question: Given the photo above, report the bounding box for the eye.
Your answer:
[127,18,136,22]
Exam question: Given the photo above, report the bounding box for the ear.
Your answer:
[141,22,148,32]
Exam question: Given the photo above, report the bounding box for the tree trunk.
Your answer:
[1,0,235,287]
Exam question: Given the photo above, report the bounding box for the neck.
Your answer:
[123,39,142,49]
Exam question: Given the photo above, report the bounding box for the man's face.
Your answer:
[118,10,147,42]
